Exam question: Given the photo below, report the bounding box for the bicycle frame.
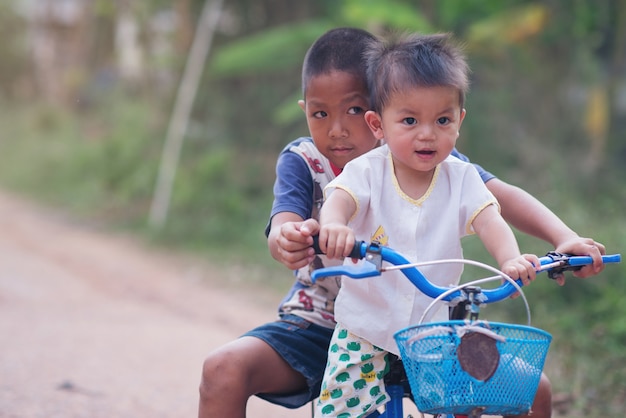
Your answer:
[310,240,621,418]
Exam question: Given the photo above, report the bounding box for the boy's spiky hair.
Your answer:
[302,27,377,95]
[366,32,470,113]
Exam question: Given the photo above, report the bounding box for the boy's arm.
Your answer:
[454,148,604,279]
[472,204,539,286]
[268,213,320,270]
[487,178,578,246]
[318,189,356,259]
[265,143,319,270]
[486,178,605,280]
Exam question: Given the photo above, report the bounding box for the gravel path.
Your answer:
[0,191,312,418]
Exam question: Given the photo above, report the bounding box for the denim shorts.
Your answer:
[242,314,334,408]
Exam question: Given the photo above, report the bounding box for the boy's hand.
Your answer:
[501,254,540,299]
[553,237,606,285]
[274,219,320,270]
[319,223,355,260]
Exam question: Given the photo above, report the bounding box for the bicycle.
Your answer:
[310,240,621,418]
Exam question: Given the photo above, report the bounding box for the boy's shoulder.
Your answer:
[443,153,473,168]
[282,137,325,159]
[369,143,389,156]
[279,136,313,153]
[282,136,326,161]
[278,137,335,178]
[340,144,388,173]
[440,154,487,184]
[351,143,389,162]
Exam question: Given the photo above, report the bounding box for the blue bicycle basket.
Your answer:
[394,320,552,416]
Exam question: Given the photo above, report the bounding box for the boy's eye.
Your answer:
[347,106,365,115]
[403,117,417,125]
[437,116,451,125]
[313,110,327,119]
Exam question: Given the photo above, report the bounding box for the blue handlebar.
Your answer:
[310,241,621,303]
[568,254,621,266]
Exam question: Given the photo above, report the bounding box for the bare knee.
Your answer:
[198,344,254,418]
[532,373,552,418]
[198,335,307,418]
[199,351,226,401]
[505,372,551,418]
[199,348,248,401]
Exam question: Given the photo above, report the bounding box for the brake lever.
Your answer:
[310,262,380,282]
[544,251,582,280]
[309,240,384,282]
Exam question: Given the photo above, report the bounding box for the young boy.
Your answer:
[198,28,606,418]
[315,32,543,417]
[198,27,380,418]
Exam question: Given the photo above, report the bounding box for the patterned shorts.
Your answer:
[315,324,391,417]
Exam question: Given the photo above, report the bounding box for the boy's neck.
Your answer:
[330,162,342,176]
[392,157,438,201]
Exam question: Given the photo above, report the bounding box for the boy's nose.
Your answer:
[416,124,435,140]
[328,119,348,139]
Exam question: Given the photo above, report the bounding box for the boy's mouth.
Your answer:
[416,149,435,156]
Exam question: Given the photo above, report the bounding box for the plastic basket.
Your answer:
[394,320,552,416]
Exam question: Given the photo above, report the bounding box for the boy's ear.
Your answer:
[457,108,466,138]
[459,108,466,125]
[364,110,385,139]
[298,100,305,112]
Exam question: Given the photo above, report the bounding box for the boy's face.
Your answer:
[299,71,378,169]
[365,85,465,177]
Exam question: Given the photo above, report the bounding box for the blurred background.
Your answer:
[0,0,624,416]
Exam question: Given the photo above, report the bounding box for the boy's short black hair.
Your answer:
[366,32,470,113]
[302,27,377,95]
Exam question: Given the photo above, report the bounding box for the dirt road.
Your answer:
[0,191,312,417]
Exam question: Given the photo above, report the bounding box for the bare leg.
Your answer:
[198,336,307,418]
[505,372,552,418]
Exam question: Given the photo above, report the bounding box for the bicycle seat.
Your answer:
[384,354,414,400]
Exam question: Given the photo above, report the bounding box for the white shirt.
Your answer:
[325,145,498,353]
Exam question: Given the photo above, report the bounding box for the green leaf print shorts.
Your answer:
[315,324,391,417]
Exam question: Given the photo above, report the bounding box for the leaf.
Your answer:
[341,0,433,32]
[209,20,333,77]
[467,4,548,46]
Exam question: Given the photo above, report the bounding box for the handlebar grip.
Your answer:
[312,236,363,259]
[567,254,622,266]
[312,235,323,254]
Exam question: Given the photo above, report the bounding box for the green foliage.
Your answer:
[340,0,432,31]
[0,3,29,99]
[466,3,548,46]
[210,21,332,77]
[273,90,305,125]
[165,147,272,248]
[0,94,159,214]
[0,96,284,282]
